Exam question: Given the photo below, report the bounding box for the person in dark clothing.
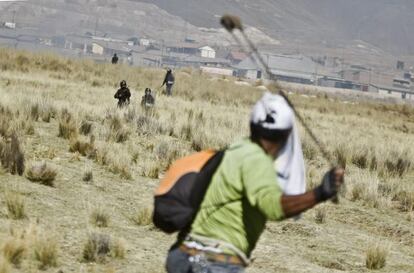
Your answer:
[114,80,131,108]
[112,53,119,64]
[162,68,175,96]
[141,88,155,107]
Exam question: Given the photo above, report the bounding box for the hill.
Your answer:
[140,0,414,55]
[0,48,413,272]
[1,0,414,57]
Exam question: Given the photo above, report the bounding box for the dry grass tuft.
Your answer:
[132,208,153,226]
[80,120,93,135]
[107,116,130,143]
[5,192,26,220]
[82,233,111,263]
[25,161,57,187]
[29,103,40,121]
[108,160,132,180]
[69,136,94,156]
[110,238,126,259]
[351,151,368,169]
[33,234,59,270]
[333,146,348,168]
[91,208,110,228]
[2,237,26,267]
[58,110,78,139]
[141,162,159,179]
[82,232,125,263]
[366,243,388,270]
[314,206,326,224]
[0,134,25,176]
[41,111,52,123]
[83,169,93,182]
[383,156,411,178]
[396,191,414,212]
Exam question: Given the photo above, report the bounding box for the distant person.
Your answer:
[162,68,175,96]
[114,80,131,108]
[111,53,119,64]
[164,92,345,273]
[141,88,155,108]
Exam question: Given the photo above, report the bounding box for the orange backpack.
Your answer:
[153,150,225,233]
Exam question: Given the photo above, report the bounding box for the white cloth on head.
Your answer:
[251,92,306,195]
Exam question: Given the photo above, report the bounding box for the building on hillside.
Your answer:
[369,84,414,100]
[339,68,371,85]
[139,38,153,47]
[51,36,66,48]
[91,36,134,46]
[393,78,411,89]
[181,56,230,68]
[199,46,216,58]
[233,54,320,84]
[318,76,366,91]
[397,60,405,70]
[92,42,131,57]
[166,42,201,55]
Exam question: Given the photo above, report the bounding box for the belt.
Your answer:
[179,244,246,267]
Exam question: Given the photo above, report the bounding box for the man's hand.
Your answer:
[314,167,345,202]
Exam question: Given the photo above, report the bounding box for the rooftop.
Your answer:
[234,54,319,75]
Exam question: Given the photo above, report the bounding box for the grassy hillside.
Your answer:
[0,48,413,273]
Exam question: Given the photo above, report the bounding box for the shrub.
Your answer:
[25,161,57,186]
[366,244,387,270]
[33,235,59,270]
[0,134,25,176]
[5,192,26,220]
[132,208,153,226]
[2,238,26,267]
[91,208,110,228]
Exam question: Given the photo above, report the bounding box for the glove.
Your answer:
[314,167,344,202]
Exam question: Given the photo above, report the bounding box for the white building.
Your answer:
[199,46,216,59]
[140,38,151,47]
[4,22,16,29]
[92,43,104,55]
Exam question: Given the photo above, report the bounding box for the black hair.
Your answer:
[250,122,292,144]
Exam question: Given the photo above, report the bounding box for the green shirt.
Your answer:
[191,139,285,257]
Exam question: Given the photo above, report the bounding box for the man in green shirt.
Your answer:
[166,92,345,273]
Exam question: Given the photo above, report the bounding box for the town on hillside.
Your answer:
[1,18,413,101]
